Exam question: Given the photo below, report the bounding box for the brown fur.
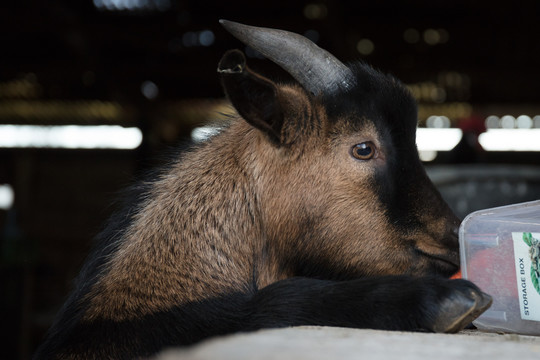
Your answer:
[34,42,488,360]
[82,82,451,322]
[85,120,262,320]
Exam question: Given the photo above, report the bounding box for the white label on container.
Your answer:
[512,232,540,322]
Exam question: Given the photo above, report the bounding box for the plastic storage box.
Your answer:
[459,200,540,335]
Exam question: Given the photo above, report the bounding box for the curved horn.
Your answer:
[220,20,356,96]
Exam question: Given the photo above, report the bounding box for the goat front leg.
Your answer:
[246,276,492,333]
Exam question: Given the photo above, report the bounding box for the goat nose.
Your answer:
[451,224,459,239]
[444,220,460,248]
[447,214,461,239]
[448,223,461,249]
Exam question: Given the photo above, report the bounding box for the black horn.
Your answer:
[220,19,356,96]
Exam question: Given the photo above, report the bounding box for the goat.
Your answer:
[34,20,492,360]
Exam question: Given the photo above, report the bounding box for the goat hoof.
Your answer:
[431,283,493,333]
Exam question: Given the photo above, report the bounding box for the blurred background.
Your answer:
[1,1,540,358]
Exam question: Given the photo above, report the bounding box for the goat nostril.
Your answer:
[444,223,460,248]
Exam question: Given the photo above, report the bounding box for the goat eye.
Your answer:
[351,142,376,160]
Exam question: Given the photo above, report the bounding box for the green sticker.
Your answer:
[532,266,540,294]
[520,232,540,295]
[523,232,534,246]
[513,232,540,321]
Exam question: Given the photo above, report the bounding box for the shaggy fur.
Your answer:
[34,31,490,360]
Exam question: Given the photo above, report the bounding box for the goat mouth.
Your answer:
[415,248,459,274]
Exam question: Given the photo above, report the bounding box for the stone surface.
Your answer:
[155,326,540,360]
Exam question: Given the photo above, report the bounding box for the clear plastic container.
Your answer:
[459,200,540,336]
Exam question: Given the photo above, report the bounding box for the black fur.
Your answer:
[324,62,460,265]
[34,27,490,360]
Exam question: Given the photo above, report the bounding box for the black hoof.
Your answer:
[431,283,493,333]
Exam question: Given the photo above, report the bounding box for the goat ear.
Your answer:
[218,50,284,144]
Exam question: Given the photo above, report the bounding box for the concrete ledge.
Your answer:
[155,326,540,360]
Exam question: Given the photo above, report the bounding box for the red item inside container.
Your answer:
[463,243,519,300]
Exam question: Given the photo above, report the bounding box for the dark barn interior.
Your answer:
[1,1,540,358]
